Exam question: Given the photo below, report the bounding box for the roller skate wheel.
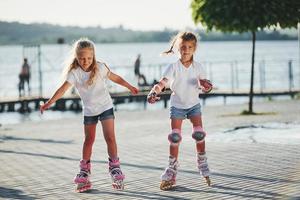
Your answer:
[112,181,124,190]
[160,180,175,190]
[75,182,92,193]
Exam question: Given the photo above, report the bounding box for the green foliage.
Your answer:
[0,21,178,45]
[267,96,273,101]
[241,110,256,115]
[191,0,299,32]
[294,92,300,99]
[191,0,299,113]
[240,110,277,116]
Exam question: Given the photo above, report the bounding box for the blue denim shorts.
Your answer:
[170,103,202,119]
[84,108,115,125]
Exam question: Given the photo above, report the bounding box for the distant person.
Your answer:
[134,54,148,86]
[40,38,138,192]
[147,31,213,190]
[18,58,31,97]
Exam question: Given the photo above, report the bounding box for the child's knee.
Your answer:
[84,135,95,146]
[104,133,116,145]
[192,126,206,143]
[168,129,182,146]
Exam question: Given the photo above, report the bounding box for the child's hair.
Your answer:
[64,38,99,85]
[162,31,198,55]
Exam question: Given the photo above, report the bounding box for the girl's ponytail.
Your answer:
[162,37,177,55]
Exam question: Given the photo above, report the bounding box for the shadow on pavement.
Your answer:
[0,149,297,184]
[1,149,298,199]
[0,135,73,144]
[0,186,36,200]
[85,189,189,200]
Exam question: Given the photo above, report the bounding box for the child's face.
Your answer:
[179,40,196,60]
[76,48,94,71]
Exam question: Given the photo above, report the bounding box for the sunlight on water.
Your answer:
[208,122,300,144]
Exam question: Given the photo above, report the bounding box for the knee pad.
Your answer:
[168,129,182,146]
[192,126,206,143]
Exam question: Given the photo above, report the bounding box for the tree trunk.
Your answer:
[249,31,256,113]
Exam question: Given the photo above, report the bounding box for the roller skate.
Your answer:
[197,153,211,186]
[74,159,92,192]
[109,157,125,190]
[160,156,179,190]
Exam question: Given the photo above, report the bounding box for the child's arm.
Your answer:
[108,72,139,94]
[40,81,72,114]
[147,77,168,104]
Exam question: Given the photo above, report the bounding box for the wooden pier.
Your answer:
[0,89,299,113]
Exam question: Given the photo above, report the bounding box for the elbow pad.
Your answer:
[154,78,168,93]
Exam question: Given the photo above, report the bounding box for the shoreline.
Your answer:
[1,99,299,134]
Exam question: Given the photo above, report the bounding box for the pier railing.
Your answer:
[0,55,299,98]
[0,89,299,113]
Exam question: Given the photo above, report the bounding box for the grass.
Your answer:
[221,110,277,117]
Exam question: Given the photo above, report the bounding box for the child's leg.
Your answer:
[170,118,183,158]
[83,124,97,160]
[101,118,118,158]
[160,118,183,190]
[189,115,211,186]
[101,118,124,190]
[73,123,96,192]
[189,115,205,153]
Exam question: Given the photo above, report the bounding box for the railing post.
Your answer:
[259,60,266,93]
[164,99,168,109]
[288,60,294,92]
[231,62,234,92]
[38,45,43,97]
[209,62,213,83]
[159,64,162,78]
[235,60,239,90]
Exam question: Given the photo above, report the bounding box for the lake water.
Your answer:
[0,41,299,124]
[0,41,299,97]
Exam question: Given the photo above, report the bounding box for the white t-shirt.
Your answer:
[66,62,113,116]
[162,60,206,109]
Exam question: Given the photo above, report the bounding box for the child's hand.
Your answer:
[147,91,160,104]
[199,79,213,93]
[129,86,139,95]
[39,101,50,114]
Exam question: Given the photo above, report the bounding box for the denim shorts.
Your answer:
[84,108,115,125]
[170,103,202,119]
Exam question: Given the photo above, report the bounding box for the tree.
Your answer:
[191,0,299,114]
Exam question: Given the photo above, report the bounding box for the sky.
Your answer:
[0,0,201,30]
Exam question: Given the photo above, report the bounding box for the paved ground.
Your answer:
[1,100,300,199]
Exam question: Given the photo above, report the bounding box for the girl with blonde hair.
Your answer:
[40,38,138,192]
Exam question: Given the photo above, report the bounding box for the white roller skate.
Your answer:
[160,156,179,190]
[197,153,211,186]
[74,160,92,192]
[109,157,125,190]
